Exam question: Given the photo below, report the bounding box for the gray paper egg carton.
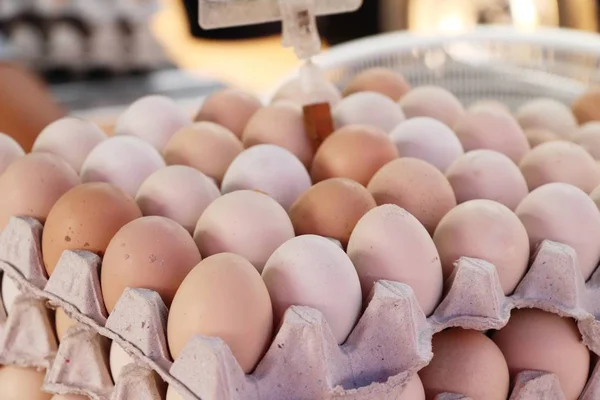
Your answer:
[0,216,599,399]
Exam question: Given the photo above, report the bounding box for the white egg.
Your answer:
[109,341,134,382]
[221,144,311,210]
[33,117,107,173]
[80,136,166,197]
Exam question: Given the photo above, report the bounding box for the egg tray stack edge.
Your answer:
[0,216,600,400]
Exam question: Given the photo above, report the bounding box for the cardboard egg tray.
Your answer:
[0,215,599,399]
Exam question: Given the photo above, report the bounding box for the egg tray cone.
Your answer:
[0,217,600,399]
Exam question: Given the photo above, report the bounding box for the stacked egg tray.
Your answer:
[0,215,599,399]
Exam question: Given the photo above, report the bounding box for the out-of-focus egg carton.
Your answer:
[1,216,600,399]
[0,0,168,76]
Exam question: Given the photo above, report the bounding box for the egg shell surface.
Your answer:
[347,204,443,315]
[262,235,362,344]
[193,190,295,272]
[167,253,273,373]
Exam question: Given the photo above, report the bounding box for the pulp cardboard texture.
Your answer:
[0,216,599,399]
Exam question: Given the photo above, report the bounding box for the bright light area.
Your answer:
[510,0,539,29]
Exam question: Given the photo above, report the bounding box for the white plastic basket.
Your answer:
[275,25,600,110]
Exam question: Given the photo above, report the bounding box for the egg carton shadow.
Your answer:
[0,216,600,399]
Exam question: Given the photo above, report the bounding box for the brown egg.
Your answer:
[55,307,77,342]
[524,128,561,148]
[163,122,243,184]
[0,366,52,400]
[0,152,80,231]
[399,86,465,127]
[571,122,600,159]
[167,253,273,373]
[453,106,530,163]
[289,178,376,246]
[419,328,510,400]
[493,309,590,400]
[516,98,577,139]
[242,102,314,167]
[572,87,600,124]
[519,141,600,193]
[445,150,528,211]
[42,182,142,275]
[195,89,262,139]
[433,200,530,295]
[343,68,411,101]
[367,158,456,234]
[270,77,341,107]
[101,216,202,312]
[311,125,398,186]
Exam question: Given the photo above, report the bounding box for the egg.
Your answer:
[0,366,52,400]
[591,184,600,209]
[516,98,577,139]
[194,190,294,272]
[55,307,77,342]
[195,89,263,139]
[518,141,600,193]
[311,125,398,186]
[101,216,202,312]
[242,102,314,167]
[399,86,465,127]
[493,309,590,400]
[270,76,342,107]
[163,122,243,185]
[524,128,561,148]
[572,87,600,124]
[0,152,80,231]
[109,341,134,381]
[114,95,192,151]
[1,275,21,314]
[289,178,376,246]
[571,122,600,159]
[389,117,464,172]
[367,158,456,234]
[433,200,529,294]
[32,117,107,172]
[515,182,600,280]
[262,235,362,343]
[80,136,166,197]
[419,328,510,400]
[42,182,142,275]
[221,144,311,211]
[342,68,411,101]
[0,132,25,174]
[445,150,528,210]
[347,204,443,315]
[453,106,530,163]
[332,91,406,133]
[468,99,511,115]
[135,166,220,234]
[167,253,273,373]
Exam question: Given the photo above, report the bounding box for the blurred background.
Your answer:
[0,0,599,149]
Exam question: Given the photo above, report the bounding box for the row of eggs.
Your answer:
[0,67,599,399]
